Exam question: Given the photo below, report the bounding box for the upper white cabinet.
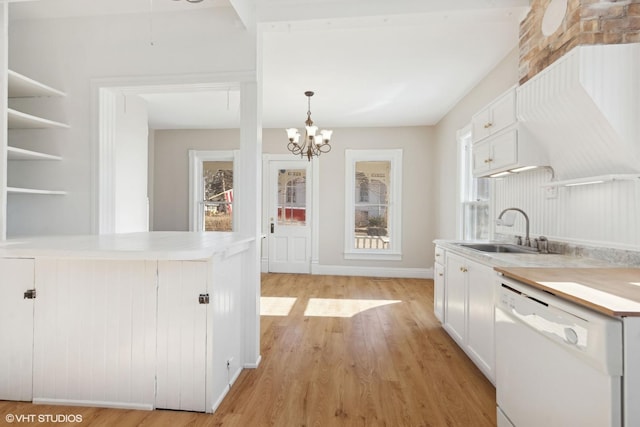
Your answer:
[471,87,516,143]
[471,86,548,178]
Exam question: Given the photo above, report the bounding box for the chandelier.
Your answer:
[286,91,333,161]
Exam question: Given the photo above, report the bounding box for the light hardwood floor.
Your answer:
[0,274,496,426]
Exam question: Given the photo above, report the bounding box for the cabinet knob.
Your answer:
[459,267,468,273]
[484,122,493,129]
[438,273,444,277]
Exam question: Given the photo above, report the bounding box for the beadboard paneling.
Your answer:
[493,169,639,248]
[32,259,157,409]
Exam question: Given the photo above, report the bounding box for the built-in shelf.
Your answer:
[8,70,66,98]
[541,174,640,188]
[8,108,69,129]
[7,187,66,196]
[8,146,62,161]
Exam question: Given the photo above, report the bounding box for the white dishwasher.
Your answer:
[495,276,623,427]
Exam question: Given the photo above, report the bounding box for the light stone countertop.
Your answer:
[434,239,621,268]
[0,231,255,261]
[435,239,640,317]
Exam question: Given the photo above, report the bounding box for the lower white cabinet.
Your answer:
[443,251,496,383]
[0,253,246,413]
[433,246,445,322]
[0,258,35,402]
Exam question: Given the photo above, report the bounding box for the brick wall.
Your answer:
[519,0,640,84]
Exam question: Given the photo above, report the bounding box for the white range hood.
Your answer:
[517,43,640,180]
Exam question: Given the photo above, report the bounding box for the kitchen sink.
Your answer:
[458,243,540,254]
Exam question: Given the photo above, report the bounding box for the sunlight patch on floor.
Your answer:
[304,298,401,318]
[261,297,297,316]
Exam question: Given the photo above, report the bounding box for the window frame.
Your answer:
[457,126,490,240]
[188,150,238,232]
[344,149,403,261]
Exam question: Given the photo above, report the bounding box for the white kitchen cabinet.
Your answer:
[472,125,548,178]
[434,262,445,323]
[471,86,516,143]
[32,259,158,409]
[443,251,495,383]
[0,232,252,413]
[0,258,35,402]
[472,128,517,176]
[434,246,445,322]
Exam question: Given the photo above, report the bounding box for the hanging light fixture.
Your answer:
[286,91,333,161]
[172,0,204,3]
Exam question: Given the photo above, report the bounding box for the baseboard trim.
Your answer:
[244,354,262,369]
[33,398,153,411]
[263,261,433,279]
[311,264,433,279]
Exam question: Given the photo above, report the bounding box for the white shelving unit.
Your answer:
[8,146,62,161]
[8,70,66,98]
[2,69,69,237]
[8,108,69,129]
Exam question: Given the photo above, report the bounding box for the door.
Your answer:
[0,258,35,401]
[267,160,312,273]
[156,261,208,412]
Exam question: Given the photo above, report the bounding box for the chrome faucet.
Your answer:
[497,208,531,247]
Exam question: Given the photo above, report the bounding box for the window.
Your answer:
[345,149,402,260]
[278,169,306,224]
[189,150,238,232]
[458,129,489,240]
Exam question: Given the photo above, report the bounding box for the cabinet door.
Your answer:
[156,260,208,412]
[466,259,496,382]
[444,253,467,345]
[489,129,518,172]
[0,258,34,401]
[488,89,516,135]
[471,108,491,143]
[434,262,445,322]
[472,140,492,176]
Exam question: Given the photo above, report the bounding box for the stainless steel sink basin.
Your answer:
[458,243,540,254]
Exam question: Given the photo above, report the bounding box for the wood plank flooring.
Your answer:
[0,274,496,426]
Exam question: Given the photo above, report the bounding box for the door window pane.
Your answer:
[277,169,306,225]
[203,161,233,231]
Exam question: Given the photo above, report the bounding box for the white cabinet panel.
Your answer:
[156,260,208,412]
[467,261,496,379]
[444,253,467,345]
[472,87,516,143]
[32,259,157,409]
[442,251,496,383]
[434,262,445,322]
[0,258,34,401]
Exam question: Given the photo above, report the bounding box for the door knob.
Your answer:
[270,223,274,233]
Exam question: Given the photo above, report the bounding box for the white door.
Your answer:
[268,160,312,273]
[0,258,35,401]
[156,261,208,412]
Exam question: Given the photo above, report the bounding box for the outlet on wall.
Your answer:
[226,357,233,369]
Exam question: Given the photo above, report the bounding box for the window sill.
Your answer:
[344,251,402,261]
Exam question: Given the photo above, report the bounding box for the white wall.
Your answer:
[433,48,520,241]
[114,94,148,233]
[7,6,255,236]
[263,126,435,271]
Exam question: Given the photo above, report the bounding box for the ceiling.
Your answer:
[9,0,530,129]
